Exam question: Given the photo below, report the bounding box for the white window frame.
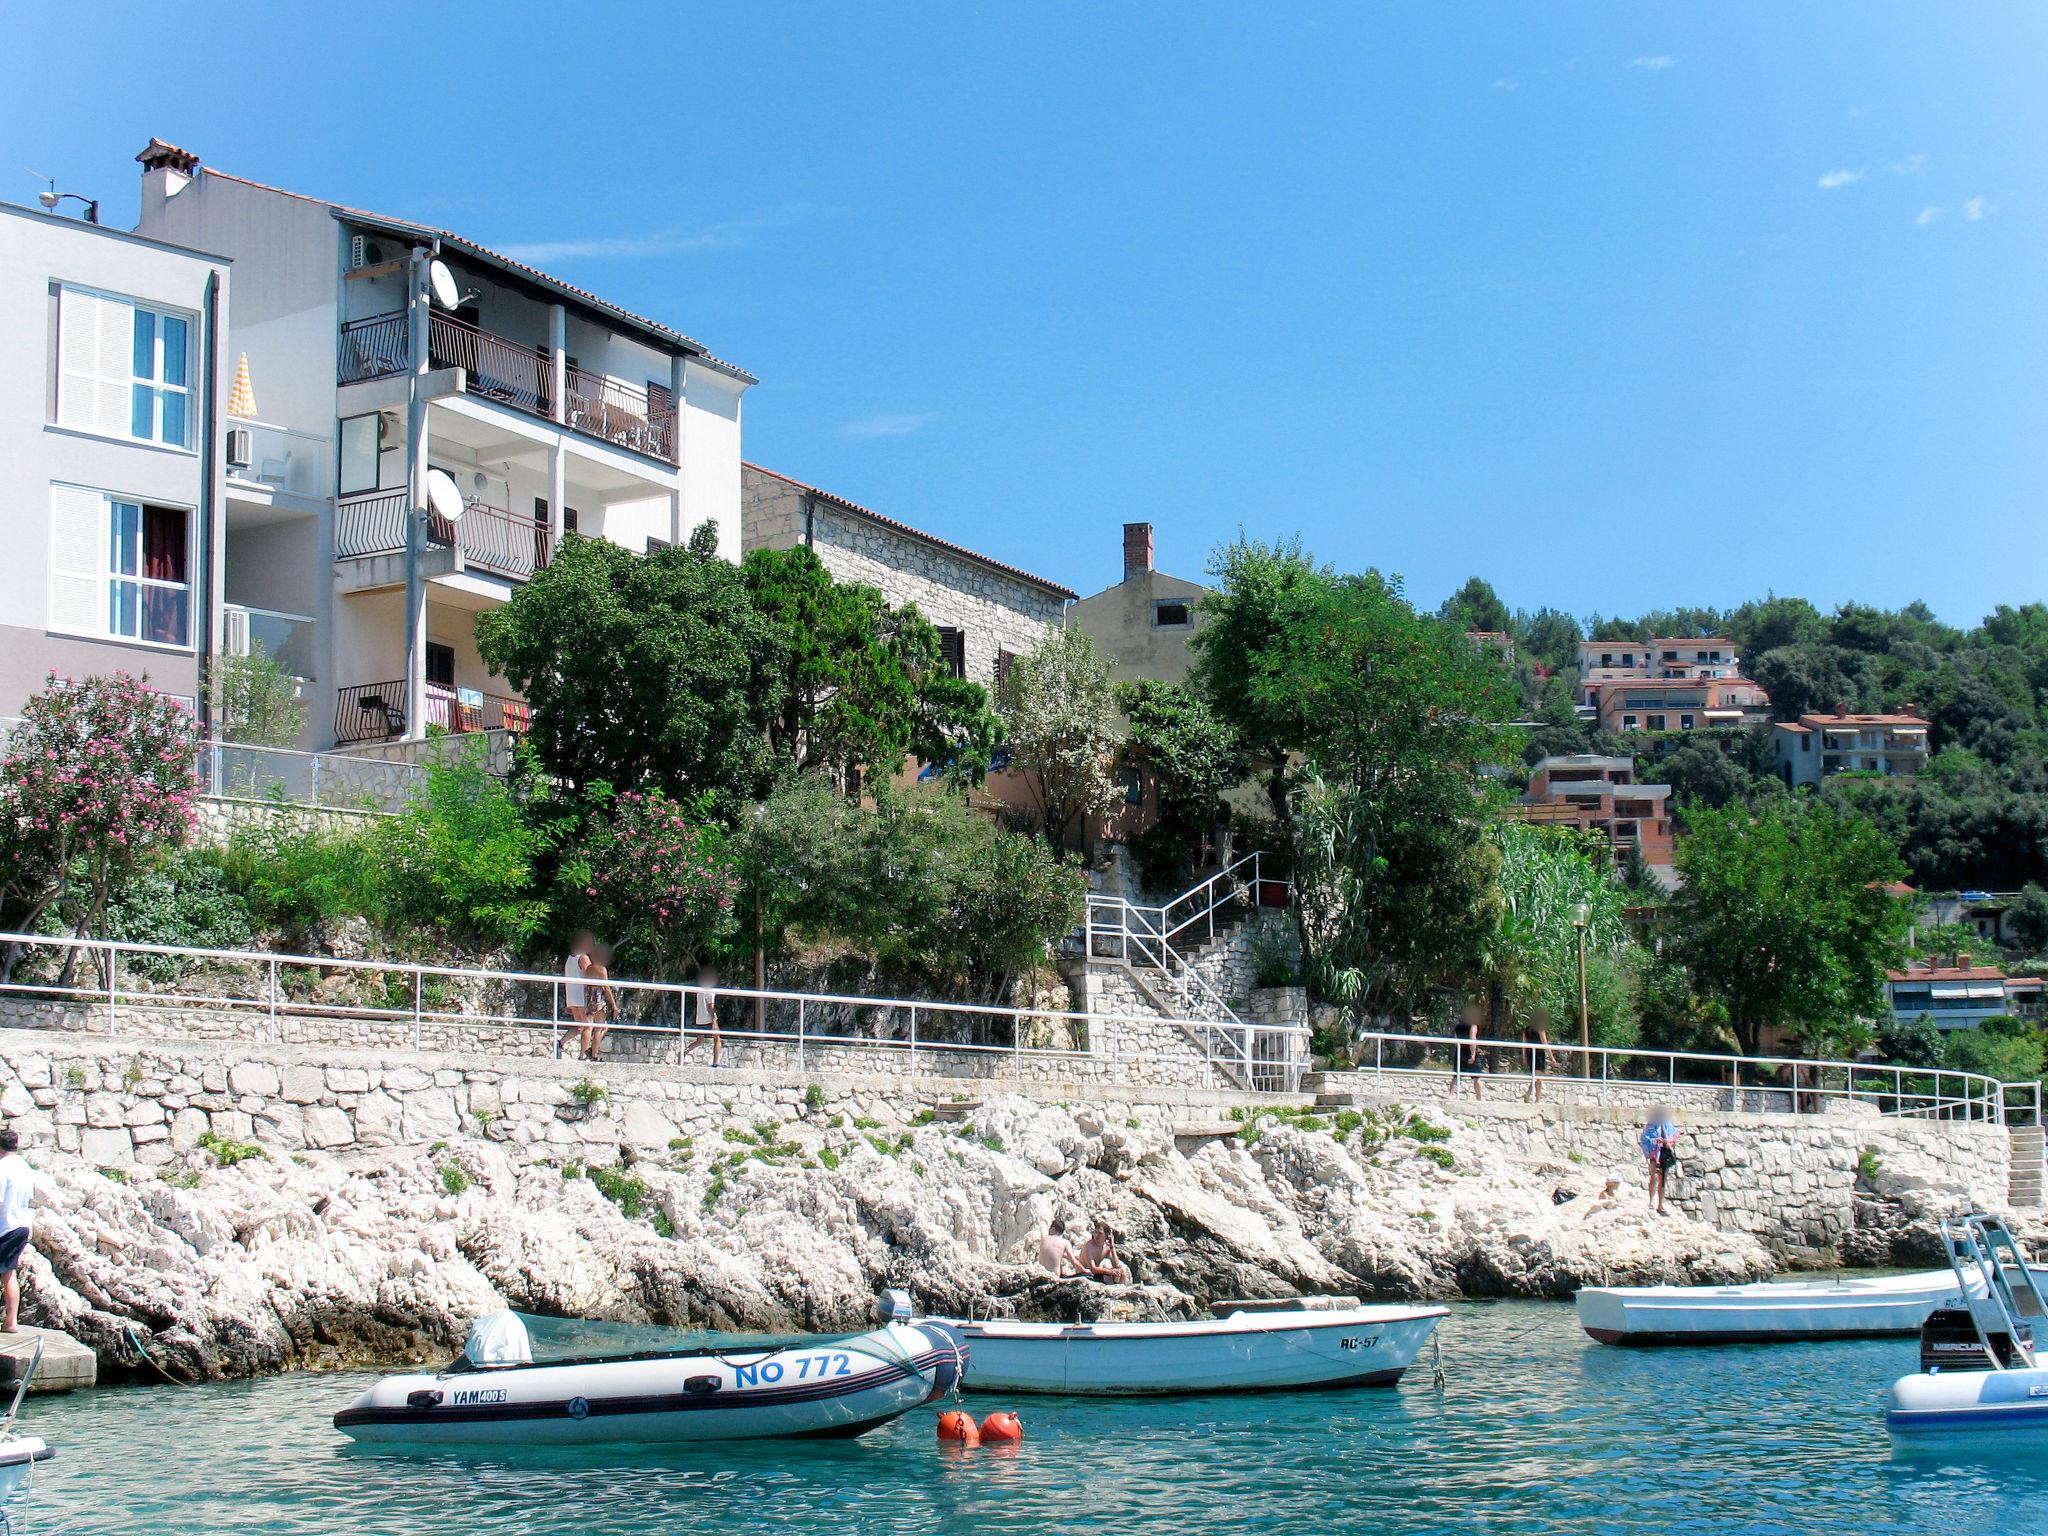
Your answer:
[47,482,196,652]
[53,283,198,451]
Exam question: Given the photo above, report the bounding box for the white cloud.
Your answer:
[1964,196,1991,221]
[1490,78,1517,91]
[843,411,938,440]
[1817,168,1866,189]
[1890,153,1928,175]
[495,218,765,264]
[1916,206,1943,226]
[1630,55,1675,70]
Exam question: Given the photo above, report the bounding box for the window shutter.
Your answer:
[56,288,133,437]
[937,627,966,679]
[48,484,107,636]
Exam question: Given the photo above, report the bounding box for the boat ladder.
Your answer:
[1940,1212,2048,1371]
[0,1336,41,1536]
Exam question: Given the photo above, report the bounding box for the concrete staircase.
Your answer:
[2010,1124,2044,1208]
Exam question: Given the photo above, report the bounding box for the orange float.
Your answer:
[935,1409,981,1446]
[980,1410,1024,1444]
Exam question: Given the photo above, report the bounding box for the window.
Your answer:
[1679,714,1695,730]
[1622,715,1637,731]
[995,649,1018,689]
[936,627,966,678]
[425,643,456,689]
[339,414,384,495]
[55,286,194,447]
[1600,653,1613,668]
[48,484,190,646]
[1801,735,1811,753]
[1122,766,1144,806]
[1647,715,1666,731]
[1152,600,1192,629]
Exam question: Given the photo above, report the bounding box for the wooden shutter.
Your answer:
[56,288,134,438]
[995,649,1017,688]
[48,484,107,636]
[937,627,966,679]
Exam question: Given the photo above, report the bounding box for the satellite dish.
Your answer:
[428,259,463,311]
[425,468,465,523]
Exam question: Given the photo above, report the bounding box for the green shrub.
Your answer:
[569,1079,607,1106]
[702,1171,727,1210]
[439,1163,471,1195]
[100,1166,129,1184]
[1858,1146,1884,1182]
[162,1168,202,1188]
[1250,923,1302,989]
[372,743,550,946]
[196,1130,265,1166]
[804,1083,826,1112]
[979,1133,1004,1153]
[652,1209,676,1238]
[218,818,383,936]
[87,850,255,978]
[588,1165,650,1218]
[1418,1145,1455,1169]
[819,1147,841,1171]
[1405,1117,1451,1144]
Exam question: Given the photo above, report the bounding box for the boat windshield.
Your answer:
[454,1310,874,1372]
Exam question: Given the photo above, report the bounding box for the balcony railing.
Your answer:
[447,500,551,581]
[335,681,530,746]
[335,491,415,560]
[225,420,331,498]
[224,603,317,681]
[338,313,409,384]
[338,311,677,463]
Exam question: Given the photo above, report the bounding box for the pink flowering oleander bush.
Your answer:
[0,672,199,947]
[557,787,741,978]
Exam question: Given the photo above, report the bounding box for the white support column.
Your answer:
[669,353,688,546]
[402,248,431,741]
[548,304,567,425]
[548,441,566,552]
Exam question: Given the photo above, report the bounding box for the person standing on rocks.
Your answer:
[1641,1106,1679,1215]
[0,1129,36,1333]
[1451,1009,1487,1100]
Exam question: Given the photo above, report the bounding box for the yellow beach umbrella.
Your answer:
[226,352,258,419]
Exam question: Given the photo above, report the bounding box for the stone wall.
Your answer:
[0,1030,1250,1172]
[0,994,1220,1092]
[741,468,1066,688]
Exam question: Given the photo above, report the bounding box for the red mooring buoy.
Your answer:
[980,1410,1024,1443]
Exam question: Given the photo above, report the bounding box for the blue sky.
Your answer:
[6,3,2041,626]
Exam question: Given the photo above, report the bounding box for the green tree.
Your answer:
[373,742,551,947]
[1518,607,1584,672]
[1438,576,1512,636]
[1272,569,1517,1019]
[1116,680,1240,889]
[1750,643,1884,721]
[1943,1017,2044,1084]
[997,627,1122,847]
[741,546,999,787]
[1728,595,1828,656]
[476,524,783,815]
[2009,883,2048,955]
[1656,741,1753,814]
[1473,821,1630,1043]
[210,644,307,747]
[1668,798,1910,1055]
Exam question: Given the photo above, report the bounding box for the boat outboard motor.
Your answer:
[878,1288,915,1323]
[1918,1306,2027,1373]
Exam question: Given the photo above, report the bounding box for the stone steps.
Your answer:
[2008,1125,2045,1209]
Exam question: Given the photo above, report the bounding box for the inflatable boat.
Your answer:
[1888,1214,2048,1437]
[334,1310,967,1446]
[928,1297,1448,1395]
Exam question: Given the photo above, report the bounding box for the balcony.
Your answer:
[225,420,330,501]
[224,603,316,681]
[335,490,551,583]
[338,311,676,463]
[335,680,530,746]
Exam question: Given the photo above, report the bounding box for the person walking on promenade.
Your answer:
[1523,1007,1551,1104]
[0,1129,36,1333]
[1450,1008,1487,1100]
[563,933,621,1062]
[1641,1105,1679,1215]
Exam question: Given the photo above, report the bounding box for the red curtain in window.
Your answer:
[142,505,188,644]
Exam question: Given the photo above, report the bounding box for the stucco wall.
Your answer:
[1067,567,1209,688]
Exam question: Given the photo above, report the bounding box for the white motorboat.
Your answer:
[1888,1214,2048,1437]
[928,1297,1448,1395]
[0,1337,54,1532]
[1574,1266,2048,1347]
[334,1310,967,1446]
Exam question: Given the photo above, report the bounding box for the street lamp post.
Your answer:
[1571,901,1592,1065]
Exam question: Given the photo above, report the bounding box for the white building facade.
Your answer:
[131,140,753,750]
[0,201,231,720]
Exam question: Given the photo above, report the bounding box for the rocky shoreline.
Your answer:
[18,1093,1827,1383]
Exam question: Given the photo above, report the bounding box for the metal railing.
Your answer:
[0,717,421,815]
[1332,1026,2020,1122]
[334,682,530,745]
[429,311,550,416]
[566,364,673,460]
[335,491,415,560]
[338,312,409,384]
[225,420,331,499]
[449,500,551,581]
[0,931,1311,1092]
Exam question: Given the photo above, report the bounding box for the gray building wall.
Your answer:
[1067,524,1210,688]
[0,203,230,717]
[741,465,1068,689]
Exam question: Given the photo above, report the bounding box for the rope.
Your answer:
[123,1323,193,1388]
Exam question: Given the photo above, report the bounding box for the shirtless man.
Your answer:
[1079,1221,1130,1284]
[1037,1219,1085,1278]
[564,933,621,1061]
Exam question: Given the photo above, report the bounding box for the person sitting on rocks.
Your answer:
[1080,1221,1131,1284]
[1038,1218,1086,1278]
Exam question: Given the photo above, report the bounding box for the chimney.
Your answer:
[1122,522,1154,581]
[136,138,199,208]
[1958,950,1972,970]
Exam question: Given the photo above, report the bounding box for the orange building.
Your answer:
[1519,753,1674,872]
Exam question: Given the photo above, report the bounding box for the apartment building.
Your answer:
[1576,637,1745,699]
[1584,675,1772,736]
[1772,711,1930,788]
[130,139,753,750]
[1886,957,2043,1031]
[740,464,1071,690]
[1067,523,1209,687]
[1517,754,1674,871]
[0,201,231,720]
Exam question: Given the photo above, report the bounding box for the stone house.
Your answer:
[740,463,1073,689]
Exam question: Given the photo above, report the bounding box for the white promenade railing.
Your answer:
[0,931,1313,1093]
[1332,1027,2029,1125]
[0,717,425,817]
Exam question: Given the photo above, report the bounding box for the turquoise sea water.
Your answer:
[15,1299,2048,1535]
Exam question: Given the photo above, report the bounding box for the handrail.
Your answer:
[0,930,1311,1092]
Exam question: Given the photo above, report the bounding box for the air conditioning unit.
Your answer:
[225,427,253,470]
[348,235,390,270]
